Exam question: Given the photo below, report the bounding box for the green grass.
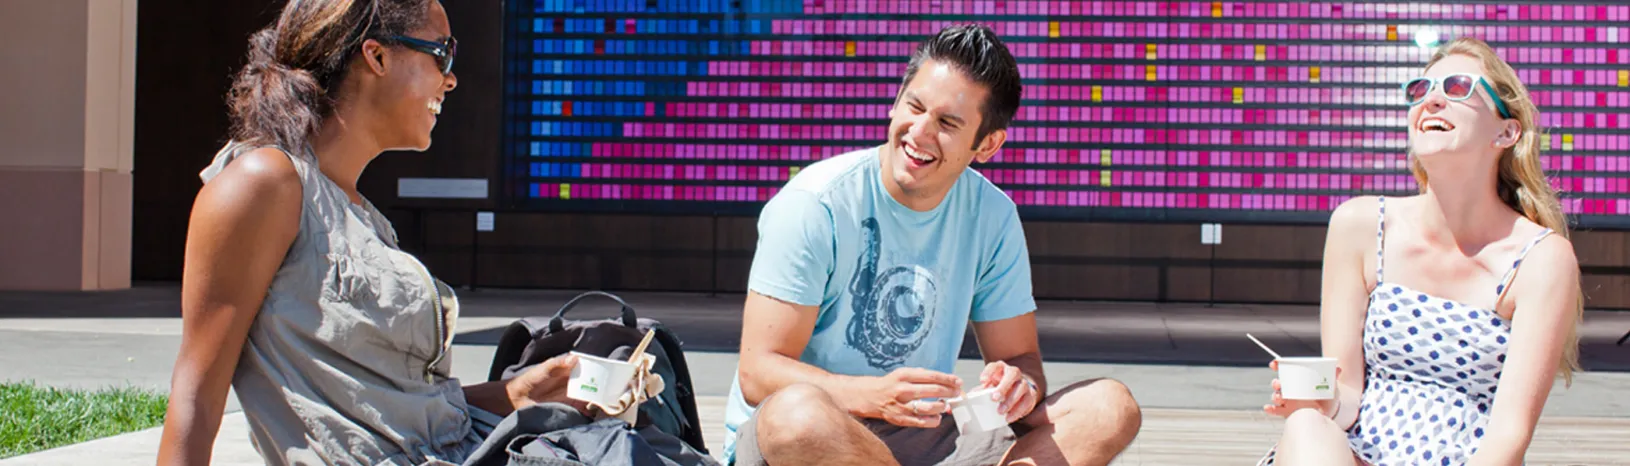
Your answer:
[0,382,168,459]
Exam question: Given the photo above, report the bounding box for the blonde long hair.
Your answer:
[1412,37,1582,385]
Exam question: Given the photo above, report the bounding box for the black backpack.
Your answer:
[486,291,707,455]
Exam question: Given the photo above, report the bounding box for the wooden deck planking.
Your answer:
[695,396,1630,465]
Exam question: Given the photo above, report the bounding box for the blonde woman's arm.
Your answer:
[1469,236,1579,466]
[1266,196,1373,430]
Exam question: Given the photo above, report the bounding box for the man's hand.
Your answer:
[846,367,963,428]
[980,361,1040,424]
[505,354,591,415]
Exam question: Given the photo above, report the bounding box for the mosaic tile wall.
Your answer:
[505,0,1630,225]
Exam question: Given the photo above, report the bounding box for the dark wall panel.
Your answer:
[132,0,281,280]
[1163,266,1215,302]
[133,0,504,281]
[1577,229,1630,307]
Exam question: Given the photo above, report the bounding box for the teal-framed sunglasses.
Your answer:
[1402,73,1512,119]
[384,35,456,75]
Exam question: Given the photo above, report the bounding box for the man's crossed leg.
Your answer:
[733,378,1142,466]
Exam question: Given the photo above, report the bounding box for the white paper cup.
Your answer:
[566,351,650,406]
[947,387,1005,434]
[1277,357,1337,400]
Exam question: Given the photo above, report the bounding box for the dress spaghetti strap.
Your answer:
[1376,196,1387,284]
[1494,228,1555,300]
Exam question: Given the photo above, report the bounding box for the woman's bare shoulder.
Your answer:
[198,147,302,209]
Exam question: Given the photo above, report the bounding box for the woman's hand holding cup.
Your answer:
[1262,359,1340,419]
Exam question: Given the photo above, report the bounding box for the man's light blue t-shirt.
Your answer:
[721,146,1036,461]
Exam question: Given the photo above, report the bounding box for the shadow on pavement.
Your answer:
[6,283,1629,371]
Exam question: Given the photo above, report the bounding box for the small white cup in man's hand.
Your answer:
[948,387,1005,434]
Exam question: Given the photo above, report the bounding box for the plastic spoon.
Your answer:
[1246,333,1283,360]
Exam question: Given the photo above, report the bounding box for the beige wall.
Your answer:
[0,0,137,290]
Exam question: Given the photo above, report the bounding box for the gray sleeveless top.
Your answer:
[200,142,480,465]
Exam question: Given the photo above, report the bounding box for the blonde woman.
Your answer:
[1259,37,1582,466]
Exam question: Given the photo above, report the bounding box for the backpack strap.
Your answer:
[551,291,639,332]
[651,324,707,453]
[488,317,550,382]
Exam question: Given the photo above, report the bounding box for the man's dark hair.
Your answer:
[899,24,1022,149]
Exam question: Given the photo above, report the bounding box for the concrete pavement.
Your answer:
[3,285,1629,464]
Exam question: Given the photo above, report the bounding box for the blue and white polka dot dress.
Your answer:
[1261,197,1551,466]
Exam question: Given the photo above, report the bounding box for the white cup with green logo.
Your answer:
[566,351,644,406]
[1277,357,1337,400]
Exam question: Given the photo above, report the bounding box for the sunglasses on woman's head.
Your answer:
[1402,73,1512,119]
[385,35,456,75]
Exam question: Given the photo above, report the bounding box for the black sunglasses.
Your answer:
[385,35,456,75]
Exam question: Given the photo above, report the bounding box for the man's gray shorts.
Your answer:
[730,411,1017,466]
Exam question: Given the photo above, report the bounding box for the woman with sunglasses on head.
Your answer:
[154,1,591,464]
[1258,37,1582,466]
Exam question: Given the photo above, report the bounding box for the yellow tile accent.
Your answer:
[1100,171,1112,186]
[1211,2,1223,17]
[1233,87,1245,104]
[845,41,856,57]
[1254,45,1266,61]
[1100,149,1112,166]
[1146,65,1158,81]
[1146,43,1158,60]
[1563,134,1575,151]
[1386,25,1398,41]
[1619,70,1628,87]
[1091,86,1103,102]
[789,166,801,178]
[1541,137,1552,152]
[1310,66,1321,83]
[1048,21,1060,38]
[559,184,571,199]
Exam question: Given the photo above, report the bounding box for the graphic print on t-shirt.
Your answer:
[844,217,939,370]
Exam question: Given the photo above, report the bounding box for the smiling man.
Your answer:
[722,25,1143,466]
